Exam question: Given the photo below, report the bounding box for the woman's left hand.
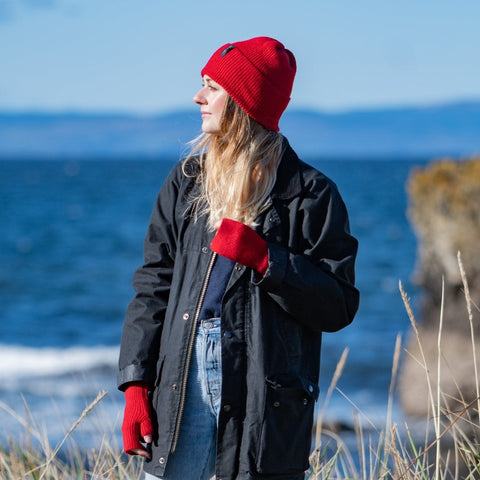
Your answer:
[210,218,268,276]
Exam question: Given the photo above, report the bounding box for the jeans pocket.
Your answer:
[256,376,319,475]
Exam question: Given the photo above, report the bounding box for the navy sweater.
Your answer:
[198,254,234,320]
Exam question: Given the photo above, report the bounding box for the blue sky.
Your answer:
[1,0,479,114]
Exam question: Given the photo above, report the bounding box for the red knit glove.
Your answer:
[210,219,269,276]
[122,382,153,456]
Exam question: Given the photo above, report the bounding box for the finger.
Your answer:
[128,447,152,460]
[140,419,154,439]
[143,434,153,444]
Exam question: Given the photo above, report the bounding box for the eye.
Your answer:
[202,81,217,91]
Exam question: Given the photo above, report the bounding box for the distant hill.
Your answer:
[0,110,200,160]
[1,101,479,159]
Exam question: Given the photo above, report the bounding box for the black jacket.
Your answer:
[118,141,359,479]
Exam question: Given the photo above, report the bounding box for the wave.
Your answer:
[0,344,119,380]
[0,344,123,444]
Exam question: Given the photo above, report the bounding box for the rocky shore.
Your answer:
[399,155,480,421]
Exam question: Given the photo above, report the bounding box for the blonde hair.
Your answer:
[184,96,285,231]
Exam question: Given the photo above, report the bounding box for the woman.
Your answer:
[118,36,359,480]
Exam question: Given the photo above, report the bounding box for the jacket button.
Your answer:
[201,246,208,253]
[273,401,280,407]
[182,312,189,320]
[172,383,178,390]
[159,457,166,464]
[223,404,232,412]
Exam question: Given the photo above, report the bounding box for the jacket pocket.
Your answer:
[256,375,319,475]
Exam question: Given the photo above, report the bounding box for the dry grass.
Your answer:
[308,252,480,479]
[0,391,143,480]
[1,255,479,479]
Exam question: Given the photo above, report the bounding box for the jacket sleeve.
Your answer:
[254,174,359,333]
[117,164,183,390]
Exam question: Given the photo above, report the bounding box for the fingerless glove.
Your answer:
[210,218,269,276]
[122,382,153,454]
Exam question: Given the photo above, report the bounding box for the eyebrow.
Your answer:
[203,76,217,87]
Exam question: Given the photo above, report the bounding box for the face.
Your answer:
[193,75,228,134]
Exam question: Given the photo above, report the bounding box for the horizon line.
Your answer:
[1,97,480,118]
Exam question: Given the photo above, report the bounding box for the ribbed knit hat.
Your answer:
[201,36,296,132]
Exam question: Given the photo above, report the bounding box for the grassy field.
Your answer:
[1,255,478,479]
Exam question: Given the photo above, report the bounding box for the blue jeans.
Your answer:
[146,318,222,480]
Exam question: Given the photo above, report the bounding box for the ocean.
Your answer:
[0,156,426,450]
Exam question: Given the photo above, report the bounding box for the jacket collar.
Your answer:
[185,137,303,201]
[270,137,303,201]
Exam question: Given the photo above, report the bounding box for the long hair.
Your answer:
[184,95,285,231]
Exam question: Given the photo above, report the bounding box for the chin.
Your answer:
[202,122,221,135]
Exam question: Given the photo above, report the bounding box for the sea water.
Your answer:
[0,157,426,449]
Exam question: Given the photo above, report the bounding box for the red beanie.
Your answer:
[201,36,296,132]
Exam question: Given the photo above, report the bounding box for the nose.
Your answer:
[193,87,206,105]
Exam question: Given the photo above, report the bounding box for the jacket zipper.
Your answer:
[171,251,217,452]
[258,197,272,217]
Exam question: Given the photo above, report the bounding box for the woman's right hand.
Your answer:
[122,382,153,459]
